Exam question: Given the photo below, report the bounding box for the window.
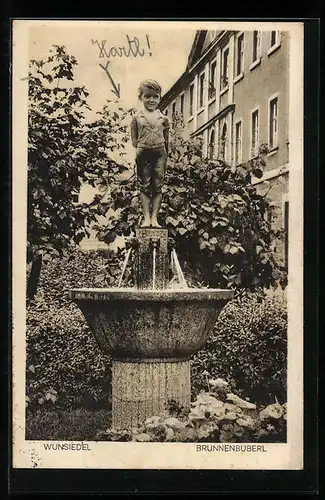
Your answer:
[208,60,216,100]
[235,120,242,165]
[271,31,278,47]
[208,129,215,159]
[269,96,278,149]
[172,101,176,116]
[221,47,229,88]
[251,109,259,157]
[268,31,281,55]
[72,192,79,203]
[180,93,184,116]
[198,72,205,108]
[189,83,194,116]
[220,123,227,160]
[236,33,244,76]
[284,200,289,270]
[252,31,261,63]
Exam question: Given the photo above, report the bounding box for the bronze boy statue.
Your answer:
[131,80,169,228]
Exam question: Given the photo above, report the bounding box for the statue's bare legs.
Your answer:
[151,193,162,228]
[140,193,151,227]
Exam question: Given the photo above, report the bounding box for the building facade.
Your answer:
[159,29,289,267]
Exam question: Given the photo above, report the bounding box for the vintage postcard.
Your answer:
[12,19,304,470]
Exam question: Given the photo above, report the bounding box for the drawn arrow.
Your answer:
[99,61,121,98]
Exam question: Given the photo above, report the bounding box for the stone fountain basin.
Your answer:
[69,287,234,359]
[69,288,234,360]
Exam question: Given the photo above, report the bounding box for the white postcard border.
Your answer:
[12,19,304,470]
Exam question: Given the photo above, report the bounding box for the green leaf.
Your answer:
[212,219,228,228]
[253,168,264,178]
[202,205,214,213]
[200,240,208,250]
[166,216,179,227]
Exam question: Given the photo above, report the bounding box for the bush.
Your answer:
[96,379,287,443]
[26,299,112,411]
[26,409,110,441]
[33,247,131,307]
[26,248,128,411]
[191,287,287,405]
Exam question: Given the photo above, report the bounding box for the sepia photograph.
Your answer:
[12,20,304,470]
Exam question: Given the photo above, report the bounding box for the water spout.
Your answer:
[171,249,188,288]
[117,248,132,288]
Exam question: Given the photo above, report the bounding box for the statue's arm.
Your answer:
[130,117,138,148]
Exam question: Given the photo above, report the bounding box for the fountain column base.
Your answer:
[111,358,191,429]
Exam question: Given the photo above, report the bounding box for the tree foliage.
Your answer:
[27,45,130,299]
[98,116,287,290]
[27,46,286,292]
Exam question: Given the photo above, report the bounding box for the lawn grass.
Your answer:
[26,408,111,441]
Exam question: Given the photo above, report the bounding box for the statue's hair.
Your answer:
[138,79,162,98]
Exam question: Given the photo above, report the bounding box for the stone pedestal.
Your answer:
[135,228,168,289]
[69,225,235,431]
[112,358,190,429]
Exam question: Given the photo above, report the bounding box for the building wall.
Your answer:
[220,89,229,112]
[159,29,290,266]
[161,30,289,167]
[208,100,216,121]
[232,30,289,171]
